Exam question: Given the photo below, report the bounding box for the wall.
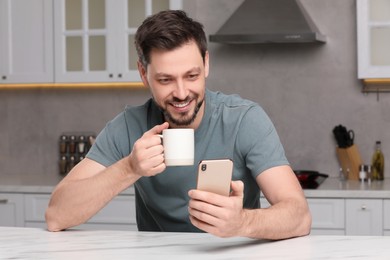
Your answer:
[186,0,390,178]
[0,88,151,176]
[0,0,389,179]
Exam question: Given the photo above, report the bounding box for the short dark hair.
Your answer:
[135,10,207,68]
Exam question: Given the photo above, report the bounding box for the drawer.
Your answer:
[24,194,136,224]
[307,198,345,229]
[384,199,390,230]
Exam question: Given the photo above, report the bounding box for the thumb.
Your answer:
[144,122,169,137]
[230,180,244,198]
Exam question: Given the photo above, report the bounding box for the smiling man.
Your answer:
[45,10,311,240]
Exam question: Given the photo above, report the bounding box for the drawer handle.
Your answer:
[361,205,366,210]
[0,199,8,204]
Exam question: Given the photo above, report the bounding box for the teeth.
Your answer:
[173,101,190,108]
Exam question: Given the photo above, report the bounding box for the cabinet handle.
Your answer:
[118,73,122,78]
[0,199,8,204]
[1,75,6,80]
[361,205,366,210]
[109,73,113,78]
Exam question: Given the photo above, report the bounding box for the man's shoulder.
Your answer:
[207,89,259,110]
[124,99,153,114]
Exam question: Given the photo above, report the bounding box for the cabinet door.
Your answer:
[384,199,390,231]
[261,197,345,235]
[357,0,390,78]
[0,193,24,227]
[346,199,383,235]
[24,193,137,228]
[0,0,53,83]
[54,0,182,83]
[307,198,345,234]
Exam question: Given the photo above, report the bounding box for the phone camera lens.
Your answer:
[201,164,207,171]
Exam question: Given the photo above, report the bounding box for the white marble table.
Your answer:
[1,227,390,259]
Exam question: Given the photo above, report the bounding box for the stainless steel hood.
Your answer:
[209,0,326,44]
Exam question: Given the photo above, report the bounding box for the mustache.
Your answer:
[169,96,192,103]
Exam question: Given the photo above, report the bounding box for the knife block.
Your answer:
[336,144,363,181]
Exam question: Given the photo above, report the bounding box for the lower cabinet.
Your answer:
[345,199,383,235]
[261,197,345,235]
[0,193,24,227]
[308,198,345,235]
[384,200,390,236]
[23,193,137,230]
[2,191,390,235]
[261,197,390,236]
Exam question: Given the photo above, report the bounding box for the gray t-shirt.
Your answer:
[87,89,289,232]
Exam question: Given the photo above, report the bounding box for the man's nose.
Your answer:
[172,79,188,100]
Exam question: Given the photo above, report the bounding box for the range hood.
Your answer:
[209,0,326,44]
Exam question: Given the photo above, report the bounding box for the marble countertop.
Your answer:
[1,227,390,259]
[1,173,389,199]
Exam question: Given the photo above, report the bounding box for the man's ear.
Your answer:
[137,60,149,87]
[204,51,210,78]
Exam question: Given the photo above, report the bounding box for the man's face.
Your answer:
[138,41,209,128]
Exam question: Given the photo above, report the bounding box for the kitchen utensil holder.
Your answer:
[336,144,363,181]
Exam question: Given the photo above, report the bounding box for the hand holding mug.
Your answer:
[128,122,169,177]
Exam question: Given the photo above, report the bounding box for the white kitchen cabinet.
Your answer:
[0,0,53,83]
[346,199,383,235]
[54,0,182,83]
[0,193,24,227]
[24,193,137,230]
[261,197,345,235]
[308,198,345,235]
[357,0,390,79]
[384,199,390,235]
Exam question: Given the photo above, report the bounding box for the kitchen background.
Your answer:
[1,0,389,179]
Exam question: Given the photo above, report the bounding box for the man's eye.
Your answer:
[188,74,199,80]
[158,78,171,84]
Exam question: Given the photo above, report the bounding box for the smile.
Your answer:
[172,101,190,108]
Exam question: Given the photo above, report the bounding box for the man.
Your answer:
[46,10,311,239]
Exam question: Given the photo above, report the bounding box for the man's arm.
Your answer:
[45,123,169,232]
[188,165,312,239]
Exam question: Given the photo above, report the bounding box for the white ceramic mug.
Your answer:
[159,129,194,166]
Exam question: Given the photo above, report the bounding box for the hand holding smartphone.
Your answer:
[196,159,233,196]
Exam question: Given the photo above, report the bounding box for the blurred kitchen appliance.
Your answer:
[294,170,328,189]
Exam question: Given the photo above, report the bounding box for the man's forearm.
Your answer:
[241,198,312,240]
[45,158,140,231]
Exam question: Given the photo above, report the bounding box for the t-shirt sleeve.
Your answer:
[87,112,130,167]
[236,105,289,179]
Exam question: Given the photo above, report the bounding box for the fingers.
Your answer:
[143,122,169,138]
[188,181,246,237]
[128,122,169,177]
[230,180,244,198]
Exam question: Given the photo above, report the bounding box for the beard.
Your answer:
[155,96,204,127]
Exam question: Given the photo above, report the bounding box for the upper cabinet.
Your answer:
[54,0,182,83]
[357,0,390,79]
[0,0,53,83]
